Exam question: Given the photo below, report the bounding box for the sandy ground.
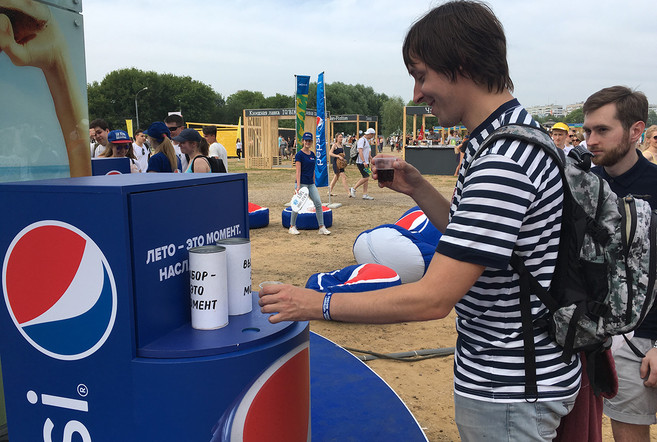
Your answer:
[233,153,618,441]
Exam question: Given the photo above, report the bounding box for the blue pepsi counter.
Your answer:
[0,174,426,441]
[405,145,460,175]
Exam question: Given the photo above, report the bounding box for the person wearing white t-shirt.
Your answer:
[90,118,110,158]
[132,129,149,172]
[349,128,375,200]
[164,114,187,172]
[203,126,228,172]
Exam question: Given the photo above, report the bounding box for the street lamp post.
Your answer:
[134,87,148,130]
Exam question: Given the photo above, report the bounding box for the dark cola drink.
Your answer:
[377,168,394,183]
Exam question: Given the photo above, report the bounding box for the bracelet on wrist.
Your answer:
[322,292,333,321]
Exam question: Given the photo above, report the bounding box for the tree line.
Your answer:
[87,68,407,137]
[88,68,657,138]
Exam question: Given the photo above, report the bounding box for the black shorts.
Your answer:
[357,163,369,178]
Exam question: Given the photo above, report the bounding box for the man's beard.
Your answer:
[591,133,634,167]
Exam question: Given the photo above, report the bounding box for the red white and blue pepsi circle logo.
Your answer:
[396,209,429,232]
[2,221,117,360]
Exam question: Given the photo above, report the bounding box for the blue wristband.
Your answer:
[322,292,333,321]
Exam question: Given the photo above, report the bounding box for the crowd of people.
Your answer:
[88,116,233,174]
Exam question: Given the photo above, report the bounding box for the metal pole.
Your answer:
[134,87,148,130]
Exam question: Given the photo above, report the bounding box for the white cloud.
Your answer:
[82,0,657,107]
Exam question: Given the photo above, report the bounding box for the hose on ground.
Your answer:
[344,347,455,362]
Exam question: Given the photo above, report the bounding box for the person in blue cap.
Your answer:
[289,132,330,235]
[144,122,181,173]
[101,129,140,173]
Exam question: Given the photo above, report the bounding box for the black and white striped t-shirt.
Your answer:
[437,99,581,402]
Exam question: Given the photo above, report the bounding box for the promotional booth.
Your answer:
[0,174,310,441]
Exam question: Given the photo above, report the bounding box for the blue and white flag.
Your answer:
[314,72,328,187]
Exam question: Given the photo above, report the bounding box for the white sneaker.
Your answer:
[289,226,300,235]
[349,187,356,198]
[318,226,331,235]
[362,194,374,200]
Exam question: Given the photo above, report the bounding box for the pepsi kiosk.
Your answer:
[91,157,131,176]
[0,174,310,441]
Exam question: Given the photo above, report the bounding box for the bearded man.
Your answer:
[583,85,657,442]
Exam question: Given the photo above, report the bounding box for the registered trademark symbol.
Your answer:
[77,384,88,397]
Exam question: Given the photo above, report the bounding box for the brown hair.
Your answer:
[199,138,210,156]
[202,126,217,136]
[583,86,648,130]
[402,1,513,94]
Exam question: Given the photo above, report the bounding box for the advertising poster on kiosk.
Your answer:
[0,0,91,182]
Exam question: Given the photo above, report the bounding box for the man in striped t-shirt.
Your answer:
[259,2,581,439]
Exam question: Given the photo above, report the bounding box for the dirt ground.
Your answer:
[231,152,617,441]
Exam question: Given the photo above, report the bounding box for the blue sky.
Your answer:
[82,0,657,107]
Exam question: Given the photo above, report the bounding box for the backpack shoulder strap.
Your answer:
[465,123,564,177]
[191,155,212,172]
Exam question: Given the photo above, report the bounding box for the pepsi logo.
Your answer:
[106,171,122,175]
[396,209,429,233]
[2,221,117,360]
[343,263,399,286]
[216,343,310,441]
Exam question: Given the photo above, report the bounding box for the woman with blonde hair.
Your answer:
[145,122,180,172]
[641,125,657,164]
[101,129,140,173]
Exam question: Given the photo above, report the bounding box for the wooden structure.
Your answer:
[186,122,240,157]
[328,114,378,143]
[243,108,316,169]
[403,106,467,152]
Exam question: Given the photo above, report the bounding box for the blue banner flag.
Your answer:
[295,75,311,155]
[315,72,328,187]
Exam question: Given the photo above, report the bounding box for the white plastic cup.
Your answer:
[258,281,283,291]
[216,238,253,316]
[188,245,229,330]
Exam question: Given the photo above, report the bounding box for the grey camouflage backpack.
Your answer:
[470,124,657,398]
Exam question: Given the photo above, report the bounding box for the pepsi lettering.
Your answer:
[27,388,91,442]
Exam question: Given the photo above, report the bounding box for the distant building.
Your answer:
[564,102,584,115]
[526,104,565,118]
[528,102,655,119]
